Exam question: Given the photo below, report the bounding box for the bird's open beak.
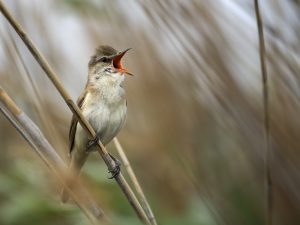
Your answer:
[111,48,133,76]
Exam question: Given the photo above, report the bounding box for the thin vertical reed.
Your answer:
[114,138,157,225]
[254,1,272,225]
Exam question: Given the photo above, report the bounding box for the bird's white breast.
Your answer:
[75,85,127,151]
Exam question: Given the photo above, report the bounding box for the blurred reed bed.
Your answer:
[0,0,300,225]
[0,1,154,224]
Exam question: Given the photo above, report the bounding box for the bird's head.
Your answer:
[87,45,132,88]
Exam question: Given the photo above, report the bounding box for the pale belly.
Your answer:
[74,100,127,152]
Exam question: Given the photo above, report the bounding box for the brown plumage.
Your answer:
[88,45,117,68]
[61,45,131,203]
[68,90,87,152]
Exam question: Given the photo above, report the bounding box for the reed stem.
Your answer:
[254,1,272,225]
[0,1,150,224]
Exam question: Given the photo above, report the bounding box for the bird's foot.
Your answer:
[108,153,121,179]
[86,135,99,152]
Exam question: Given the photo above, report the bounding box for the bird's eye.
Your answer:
[95,76,100,80]
[101,57,109,63]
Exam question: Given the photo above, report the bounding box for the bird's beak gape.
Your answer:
[111,48,133,76]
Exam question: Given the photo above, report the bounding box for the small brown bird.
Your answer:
[61,45,132,202]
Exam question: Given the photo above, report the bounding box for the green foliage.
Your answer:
[0,159,87,225]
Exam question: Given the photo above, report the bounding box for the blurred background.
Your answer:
[0,0,300,224]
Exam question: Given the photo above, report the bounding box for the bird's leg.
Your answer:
[108,153,121,179]
[86,134,100,152]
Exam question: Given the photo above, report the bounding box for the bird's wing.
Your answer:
[69,90,87,153]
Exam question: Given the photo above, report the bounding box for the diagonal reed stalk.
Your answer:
[0,87,106,225]
[254,1,272,225]
[0,1,150,224]
[7,24,156,224]
[113,138,157,225]
[4,28,66,151]
[6,24,156,225]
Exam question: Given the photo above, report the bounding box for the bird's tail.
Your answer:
[61,184,71,203]
[61,151,88,203]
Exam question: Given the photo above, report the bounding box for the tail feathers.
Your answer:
[61,187,70,203]
[61,172,77,203]
[61,151,88,203]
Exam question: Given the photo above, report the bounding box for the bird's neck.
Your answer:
[86,77,125,106]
